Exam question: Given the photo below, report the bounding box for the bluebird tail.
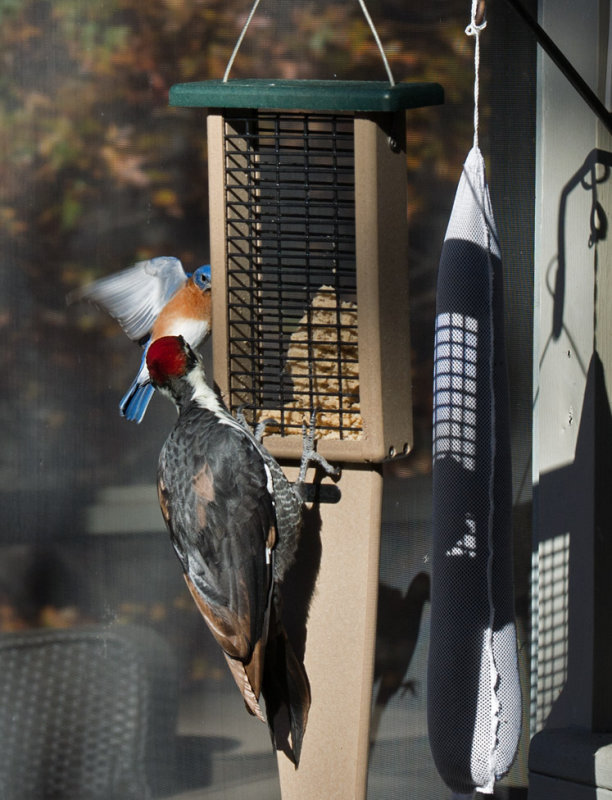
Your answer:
[119,380,155,423]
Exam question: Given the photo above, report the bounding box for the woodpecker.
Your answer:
[68,256,211,422]
[146,335,337,765]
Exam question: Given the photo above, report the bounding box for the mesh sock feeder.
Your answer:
[170,5,442,797]
[427,1,522,795]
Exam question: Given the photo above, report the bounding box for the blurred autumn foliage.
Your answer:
[0,0,475,536]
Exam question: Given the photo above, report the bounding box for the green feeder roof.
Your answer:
[169,79,443,112]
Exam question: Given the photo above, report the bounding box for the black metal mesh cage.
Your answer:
[172,78,444,462]
[224,110,362,441]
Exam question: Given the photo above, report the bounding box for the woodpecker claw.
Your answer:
[235,404,251,431]
[254,418,279,443]
[297,411,339,484]
[235,405,278,443]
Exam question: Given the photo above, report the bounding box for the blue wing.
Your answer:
[67,256,188,342]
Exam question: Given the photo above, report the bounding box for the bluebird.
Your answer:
[69,256,211,422]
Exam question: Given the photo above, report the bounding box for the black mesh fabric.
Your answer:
[0,625,178,800]
[427,146,521,795]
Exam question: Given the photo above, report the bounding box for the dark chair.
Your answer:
[0,624,178,800]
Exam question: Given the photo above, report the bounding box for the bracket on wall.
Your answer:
[500,0,612,134]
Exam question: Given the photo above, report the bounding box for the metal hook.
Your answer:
[475,0,486,26]
[502,0,612,134]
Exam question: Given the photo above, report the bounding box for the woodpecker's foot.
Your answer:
[297,412,339,484]
[254,417,279,443]
[235,404,252,432]
[235,405,278,443]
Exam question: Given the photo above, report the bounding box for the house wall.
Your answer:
[530,0,612,794]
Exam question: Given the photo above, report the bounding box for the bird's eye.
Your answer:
[193,265,211,289]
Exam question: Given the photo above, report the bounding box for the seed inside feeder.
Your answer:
[258,286,363,440]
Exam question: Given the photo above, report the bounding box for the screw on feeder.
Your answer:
[387,135,401,153]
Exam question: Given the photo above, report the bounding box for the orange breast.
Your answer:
[151,280,212,338]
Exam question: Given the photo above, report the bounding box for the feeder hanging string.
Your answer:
[223,0,263,82]
[465,0,487,148]
[223,0,395,85]
[355,0,395,85]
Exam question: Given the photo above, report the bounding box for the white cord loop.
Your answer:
[223,0,395,85]
[465,0,487,148]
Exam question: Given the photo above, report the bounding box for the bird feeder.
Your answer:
[169,78,443,800]
[170,79,443,463]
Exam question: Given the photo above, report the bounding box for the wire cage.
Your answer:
[170,79,443,463]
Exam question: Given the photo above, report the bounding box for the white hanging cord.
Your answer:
[223,0,263,82]
[223,0,395,85]
[356,0,395,86]
[465,0,487,148]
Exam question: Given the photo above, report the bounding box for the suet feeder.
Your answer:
[170,77,443,799]
[170,79,443,463]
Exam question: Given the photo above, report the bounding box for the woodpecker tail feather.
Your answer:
[262,606,310,766]
[223,649,267,722]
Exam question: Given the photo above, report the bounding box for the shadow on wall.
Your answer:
[536,350,612,730]
[370,573,430,746]
[531,149,612,797]
[552,148,611,342]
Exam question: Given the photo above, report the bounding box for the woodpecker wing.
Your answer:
[158,409,275,709]
[68,256,187,342]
